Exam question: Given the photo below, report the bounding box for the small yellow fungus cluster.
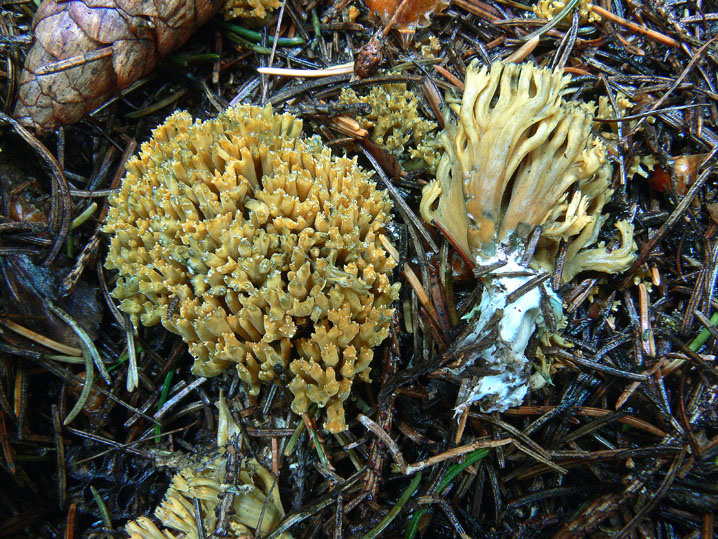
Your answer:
[223,0,281,19]
[104,105,399,433]
[533,0,599,23]
[339,84,441,171]
[596,94,659,183]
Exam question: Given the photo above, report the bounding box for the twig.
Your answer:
[357,414,407,473]
[405,438,512,475]
[258,64,354,77]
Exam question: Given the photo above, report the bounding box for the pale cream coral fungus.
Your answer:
[420,60,636,414]
[421,60,635,282]
[104,105,399,433]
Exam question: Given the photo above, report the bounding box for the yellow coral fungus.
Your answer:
[339,84,440,171]
[421,61,636,414]
[421,61,634,281]
[104,105,399,433]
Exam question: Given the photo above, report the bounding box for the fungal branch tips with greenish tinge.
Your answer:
[420,60,637,415]
[103,105,400,434]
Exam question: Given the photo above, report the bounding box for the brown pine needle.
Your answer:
[505,406,667,437]
[503,36,540,64]
[590,5,680,48]
[433,65,464,90]
[403,263,446,344]
[330,115,369,138]
[1,319,82,356]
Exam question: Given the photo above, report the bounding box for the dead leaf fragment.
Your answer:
[363,0,450,43]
